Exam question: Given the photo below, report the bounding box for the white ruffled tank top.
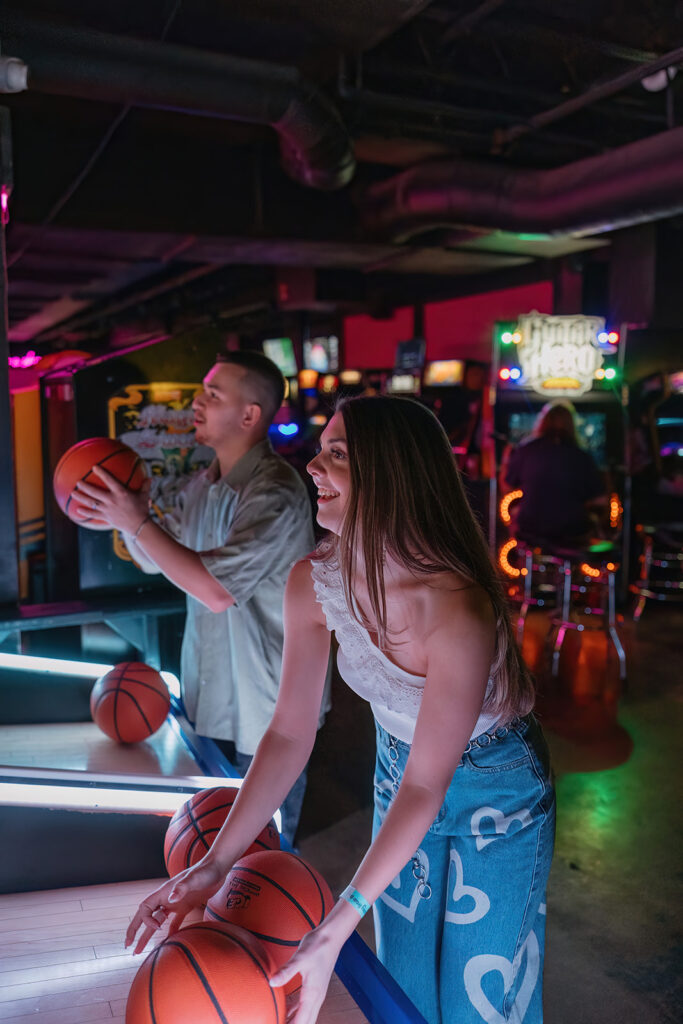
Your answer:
[310,557,500,745]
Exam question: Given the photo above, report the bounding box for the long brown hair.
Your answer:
[327,395,534,721]
[533,400,579,445]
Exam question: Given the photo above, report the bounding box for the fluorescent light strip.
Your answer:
[0,775,282,829]
[0,781,193,813]
[0,652,181,698]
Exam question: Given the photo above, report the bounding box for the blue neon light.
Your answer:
[509,367,522,381]
[277,423,299,436]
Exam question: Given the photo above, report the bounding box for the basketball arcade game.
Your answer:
[489,312,626,580]
[0,649,427,1024]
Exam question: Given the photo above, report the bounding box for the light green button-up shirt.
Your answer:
[167,439,323,754]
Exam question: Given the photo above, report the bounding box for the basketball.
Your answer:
[164,785,280,877]
[125,921,285,1024]
[204,850,334,993]
[90,662,170,744]
[53,436,146,529]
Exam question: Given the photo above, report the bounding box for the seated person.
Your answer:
[505,400,606,546]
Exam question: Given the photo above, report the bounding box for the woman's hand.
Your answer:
[270,923,344,1024]
[73,465,150,535]
[125,857,226,955]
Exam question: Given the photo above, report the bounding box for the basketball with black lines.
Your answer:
[90,662,170,744]
[125,920,285,1024]
[53,436,146,529]
[204,850,334,994]
[164,785,280,878]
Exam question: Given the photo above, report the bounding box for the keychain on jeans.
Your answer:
[387,733,432,901]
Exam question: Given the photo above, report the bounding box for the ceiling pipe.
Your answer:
[496,42,683,148]
[360,125,683,241]
[0,11,355,191]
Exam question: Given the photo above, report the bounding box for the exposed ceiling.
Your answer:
[2,0,683,354]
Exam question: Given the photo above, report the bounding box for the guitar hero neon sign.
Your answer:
[515,313,605,397]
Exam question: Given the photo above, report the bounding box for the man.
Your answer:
[75,351,327,844]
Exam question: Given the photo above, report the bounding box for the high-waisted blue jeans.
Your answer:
[372,714,555,1024]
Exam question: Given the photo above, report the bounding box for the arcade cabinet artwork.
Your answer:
[108,384,214,565]
[490,312,625,578]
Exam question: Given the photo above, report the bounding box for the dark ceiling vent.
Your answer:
[0,11,356,191]
[361,126,683,240]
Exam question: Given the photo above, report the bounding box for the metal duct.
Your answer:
[0,12,355,191]
[361,126,683,240]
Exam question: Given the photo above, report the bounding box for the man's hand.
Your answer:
[73,465,150,534]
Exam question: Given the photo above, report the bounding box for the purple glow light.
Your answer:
[9,350,41,369]
[0,186,9,226]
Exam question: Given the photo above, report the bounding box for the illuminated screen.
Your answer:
[395,338,426,371]
[339,369,362,385]
[508,411,607,465]
[263,338,298,378]
[389,374,419,394]
[303,335,339,373]
[669,370,683,394]
[423,360,464,387]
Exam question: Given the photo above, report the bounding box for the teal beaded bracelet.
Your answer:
[340,885,371,918]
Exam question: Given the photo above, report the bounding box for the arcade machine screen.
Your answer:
[388,373,420,394]
[262,337,298,378]
[508,410,608,467]
[303,335,339,374]
[395,338,426,373]
[655,371,683,462]
[423,359,465,387]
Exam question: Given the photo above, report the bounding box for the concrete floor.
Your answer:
[298,603,683,1023]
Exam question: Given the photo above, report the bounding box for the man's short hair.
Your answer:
[216,350,286,427]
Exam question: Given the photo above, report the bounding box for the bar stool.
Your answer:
[629,522,683,621]
[546,541,627,682]
[513,540,564,645]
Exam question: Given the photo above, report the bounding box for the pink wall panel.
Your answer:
[343,307,414,368]
[424,282,554,364]
[343,282,554,368]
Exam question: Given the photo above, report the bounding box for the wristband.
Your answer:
[340,885,371,919]
[133,513,152,540]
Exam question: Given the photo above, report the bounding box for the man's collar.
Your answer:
[208,437,273,488]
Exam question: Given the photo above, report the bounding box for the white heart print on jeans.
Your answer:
[444,848,491,925]
[378,846,432,923]
[470,805,532,851]
[464,930,540,1024]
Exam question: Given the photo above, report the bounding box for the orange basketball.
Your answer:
[164,785,280,877]
[53,436,146,530]
[90,662,170,744]
[125,921,285,1024]
[204,850,334,993]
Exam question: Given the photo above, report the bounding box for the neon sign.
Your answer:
[515,313,606,397]
[8,349,41,368]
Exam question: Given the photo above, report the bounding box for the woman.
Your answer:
[126,396,555,1024]
[504,399,606,545]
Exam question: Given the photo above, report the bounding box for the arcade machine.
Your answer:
[490,313,625,579]
[262,335,302,445]
[303,331,341,427]
[385,337,425,397]
[623,354,683,613]
[421,358,490,526]
[2,329,246,904]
